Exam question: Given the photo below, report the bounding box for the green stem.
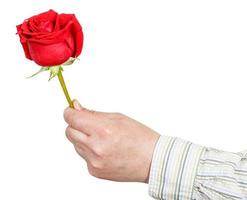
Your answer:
[57,69,74,108]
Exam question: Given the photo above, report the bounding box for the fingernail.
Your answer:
[73,99,82,111]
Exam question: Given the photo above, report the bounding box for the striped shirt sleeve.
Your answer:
[148,135,247,200]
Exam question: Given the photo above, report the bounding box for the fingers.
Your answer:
[64,107,99,135]
[64,99,112,135]
[65,126,89,145]
[73,145,89,161]
[66,126,96,162]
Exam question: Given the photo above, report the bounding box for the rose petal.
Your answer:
[59,14,83,57]
[28,41,72,66]
[16,9,84,66]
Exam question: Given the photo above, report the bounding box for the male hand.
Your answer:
[64,100,160,183]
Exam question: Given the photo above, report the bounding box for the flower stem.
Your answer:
[57,68,74,108]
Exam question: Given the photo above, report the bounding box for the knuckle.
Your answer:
[88,167,97,177]
[65,126,70,135]
[87,164,102,178]
[65,126,72,140]
[63,108,71,121]
[102,126,113,135]
[110,112,125,119]
[75,144,86,153]
[90,160,104,170]
[95,125,113,138]
[74,146,83,156]
[92,145,108,158]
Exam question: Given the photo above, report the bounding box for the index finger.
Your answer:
[63,107,99,135]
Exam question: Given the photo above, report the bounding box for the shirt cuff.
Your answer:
[148,135,205,200]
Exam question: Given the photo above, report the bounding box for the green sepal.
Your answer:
[26,67,49,79]
[48,66,63,81]
[62,57,77,66]
[26,57,78,80]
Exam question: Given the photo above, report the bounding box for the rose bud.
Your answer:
[16,9,83,67]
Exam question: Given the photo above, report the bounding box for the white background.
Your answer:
[0,0,247,199]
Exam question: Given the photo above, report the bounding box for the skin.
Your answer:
[63,100,160,183]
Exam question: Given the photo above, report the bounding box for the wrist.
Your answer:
[140,132,160,183]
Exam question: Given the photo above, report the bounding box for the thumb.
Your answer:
[64,103,97,133]
[73,99,83,111]
[72,99,108,117]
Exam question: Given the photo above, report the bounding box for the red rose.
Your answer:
[16,9,83,67]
